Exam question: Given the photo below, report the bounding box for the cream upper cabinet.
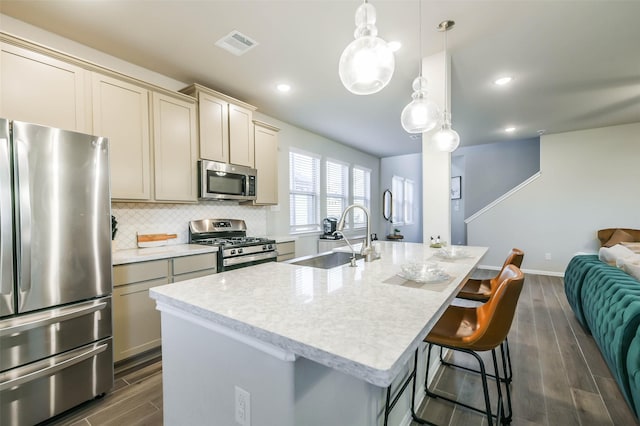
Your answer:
[92,72,151,201]
[197,92,229,163]
[228,103,255,168]
[0,42,88,132]
[152,92,198,202]
[181,83,256,167]
[252,121,279,205]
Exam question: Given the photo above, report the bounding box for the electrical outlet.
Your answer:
[235,386,251,426]
[545,253,552,261]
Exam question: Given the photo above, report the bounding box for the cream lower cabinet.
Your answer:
[0,41,88,132]
[112,259,169,362]
[92,72,152,201]
[152,92,198,202]
[172,253,217,281]
[252,121,279,205]
[112,253,217,362]
[276,241,296,262]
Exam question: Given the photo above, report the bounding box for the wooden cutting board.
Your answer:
[137,233,177,248]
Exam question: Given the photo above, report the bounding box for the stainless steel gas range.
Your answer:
[189,219,277,272]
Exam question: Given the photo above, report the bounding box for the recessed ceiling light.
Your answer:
[388,41,402,52]
[494,76,513,86]
[276,83,291,93]
[504,126,516,133]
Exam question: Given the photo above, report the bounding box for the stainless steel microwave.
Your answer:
[199,160,257,201]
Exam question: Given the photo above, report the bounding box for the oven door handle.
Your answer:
[223,251,277,267]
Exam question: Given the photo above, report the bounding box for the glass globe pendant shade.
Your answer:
[401,76,440,133]
[339,2,395,95]
[432,115,460,152]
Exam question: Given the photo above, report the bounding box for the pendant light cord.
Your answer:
[443,23,448,116]
[418,1,422,77]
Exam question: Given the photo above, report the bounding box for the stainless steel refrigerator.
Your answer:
[0,119,113,425]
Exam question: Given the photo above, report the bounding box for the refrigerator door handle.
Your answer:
[0,134,13,297]
[0,342,108,391]
[0,301,108,337]
[15,138,32,292]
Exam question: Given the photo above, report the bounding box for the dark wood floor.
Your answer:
[46,273,638,426]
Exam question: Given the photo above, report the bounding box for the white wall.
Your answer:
[380,153,423,243]
[467,122,640,275]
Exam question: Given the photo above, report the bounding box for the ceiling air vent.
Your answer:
[215,30,259,56]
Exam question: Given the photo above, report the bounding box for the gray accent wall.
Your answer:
[451,137,540,244]
[454,137,540,217]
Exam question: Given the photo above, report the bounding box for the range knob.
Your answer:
[238,248,244,254]
[262,245,267,250]
[267,244,273,250]
[230,249,236,255]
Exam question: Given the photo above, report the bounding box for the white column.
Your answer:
[421,51,452,244]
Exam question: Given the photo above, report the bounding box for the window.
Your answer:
[392,175,414,225]
[326,160,349,220]
[352,166,371,228]
[391,175,404,225]
[404,179,414,225]
[289,149,320,233]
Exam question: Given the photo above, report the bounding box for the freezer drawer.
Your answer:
[0,296,112,372]
[0,338,113,426]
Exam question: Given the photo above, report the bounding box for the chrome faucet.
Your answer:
[336,204,377,262]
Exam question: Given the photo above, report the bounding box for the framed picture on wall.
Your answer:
[451,176,461,200]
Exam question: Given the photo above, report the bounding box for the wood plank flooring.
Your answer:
[43,273,638,426]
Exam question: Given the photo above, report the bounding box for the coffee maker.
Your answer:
[320,217,342,239]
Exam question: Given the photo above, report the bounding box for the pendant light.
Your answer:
[400,0,440,134]
[339,0,395,95]
[431,20,460,152]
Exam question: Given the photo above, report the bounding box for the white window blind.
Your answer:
[289,149,320,233]
[352,166,371,228]
[391,175,404,225]
[326,160,349,222]
[404,179,414,224]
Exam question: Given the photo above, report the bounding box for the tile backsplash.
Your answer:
[111,202,268,250]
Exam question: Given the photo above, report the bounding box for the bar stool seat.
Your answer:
[457,248,524,301]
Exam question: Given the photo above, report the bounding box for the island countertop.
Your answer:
[149,242,487,387]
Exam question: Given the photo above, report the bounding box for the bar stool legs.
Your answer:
[438,337,513,384]
[425,343,510,425]
[383,348,437,426]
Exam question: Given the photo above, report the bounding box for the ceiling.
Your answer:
[2,1,639,158]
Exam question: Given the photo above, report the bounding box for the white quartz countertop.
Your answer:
[112,244,218,265]
[149,242,487,387]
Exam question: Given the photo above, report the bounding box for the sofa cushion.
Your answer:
[604,229,636,247]
[598,228,640,247]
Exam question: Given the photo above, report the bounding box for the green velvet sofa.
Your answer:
[564,255,640,418]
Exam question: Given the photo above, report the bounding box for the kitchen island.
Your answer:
[150,242,487,426]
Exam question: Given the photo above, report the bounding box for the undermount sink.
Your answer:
[289,251,363,269]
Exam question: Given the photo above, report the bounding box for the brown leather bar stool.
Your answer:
[417,265,525,425]
[445,248,524,384]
